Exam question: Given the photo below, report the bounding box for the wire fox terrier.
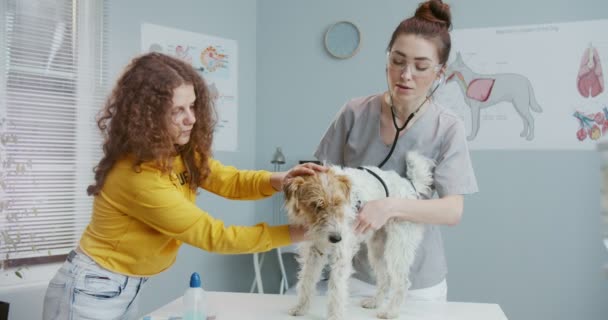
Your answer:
[283,152,434,320]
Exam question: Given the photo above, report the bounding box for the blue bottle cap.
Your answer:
[189,272,201,288]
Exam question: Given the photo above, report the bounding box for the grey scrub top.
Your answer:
[314,93,479,289]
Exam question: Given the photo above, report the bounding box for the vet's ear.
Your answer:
[283,176,305,200]
[336,175,352,201]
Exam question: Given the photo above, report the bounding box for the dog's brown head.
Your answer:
[283,169,352,244]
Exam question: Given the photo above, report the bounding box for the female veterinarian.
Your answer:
[42,52,325,319]
[314,0,478,301]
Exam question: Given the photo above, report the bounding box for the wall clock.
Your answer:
[324,21,361,59]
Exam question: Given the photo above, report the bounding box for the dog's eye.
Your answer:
[331,196,344,206]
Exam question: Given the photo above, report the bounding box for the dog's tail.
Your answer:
[405,152,435,197]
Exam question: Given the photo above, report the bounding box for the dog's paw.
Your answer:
[361,297,379,309]
[288,304,308,316]
[377,310,399,319]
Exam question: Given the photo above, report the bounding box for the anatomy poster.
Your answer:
[435,19,607,150]
[141,23,238,152]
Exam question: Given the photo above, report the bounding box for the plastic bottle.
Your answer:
[183,272,207,320]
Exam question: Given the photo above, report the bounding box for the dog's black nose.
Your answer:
[328,234,342,243]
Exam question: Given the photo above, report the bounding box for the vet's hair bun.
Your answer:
[415,0,452,30]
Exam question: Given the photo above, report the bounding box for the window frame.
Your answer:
[0,0,108,274]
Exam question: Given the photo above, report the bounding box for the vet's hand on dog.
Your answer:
[270,162,327,191]
[354,198,395,234]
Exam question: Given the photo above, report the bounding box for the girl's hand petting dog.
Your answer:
[288,225,308,243]
[354,198,396,234]
[271,162,327,191]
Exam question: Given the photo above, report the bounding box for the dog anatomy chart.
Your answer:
[141,23,238,152]
[435,19,608,150]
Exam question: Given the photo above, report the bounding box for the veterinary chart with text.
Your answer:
[436,19,607,150]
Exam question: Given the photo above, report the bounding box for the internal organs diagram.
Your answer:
[577,45,604,98]
[446,53,543,141]
[573,107,608,141]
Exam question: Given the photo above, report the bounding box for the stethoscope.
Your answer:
[377,64,444,168]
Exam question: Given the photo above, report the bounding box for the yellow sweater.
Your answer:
[79,155,291,276]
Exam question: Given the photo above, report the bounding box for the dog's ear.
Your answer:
[283,176,305,201]
[336,175,352,201]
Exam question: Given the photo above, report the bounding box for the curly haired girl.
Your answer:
[42,52,323,319]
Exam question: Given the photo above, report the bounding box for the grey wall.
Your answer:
[107,0,261,316]
[2,1,608,319]
[256,1,608,320]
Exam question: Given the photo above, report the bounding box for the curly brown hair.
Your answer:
[87,52,216,195]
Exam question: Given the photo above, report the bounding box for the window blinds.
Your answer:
[0,0,108,265]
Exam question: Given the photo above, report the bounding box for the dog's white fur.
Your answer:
[283,152,435,320]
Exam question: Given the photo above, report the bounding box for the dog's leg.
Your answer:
[377,225,421,319]
[326,239,356,320]
[512,95,535,140]
[378,256,407,319]
[467,103,481,141]
[361,231,388,309]
[289,242,327,317]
